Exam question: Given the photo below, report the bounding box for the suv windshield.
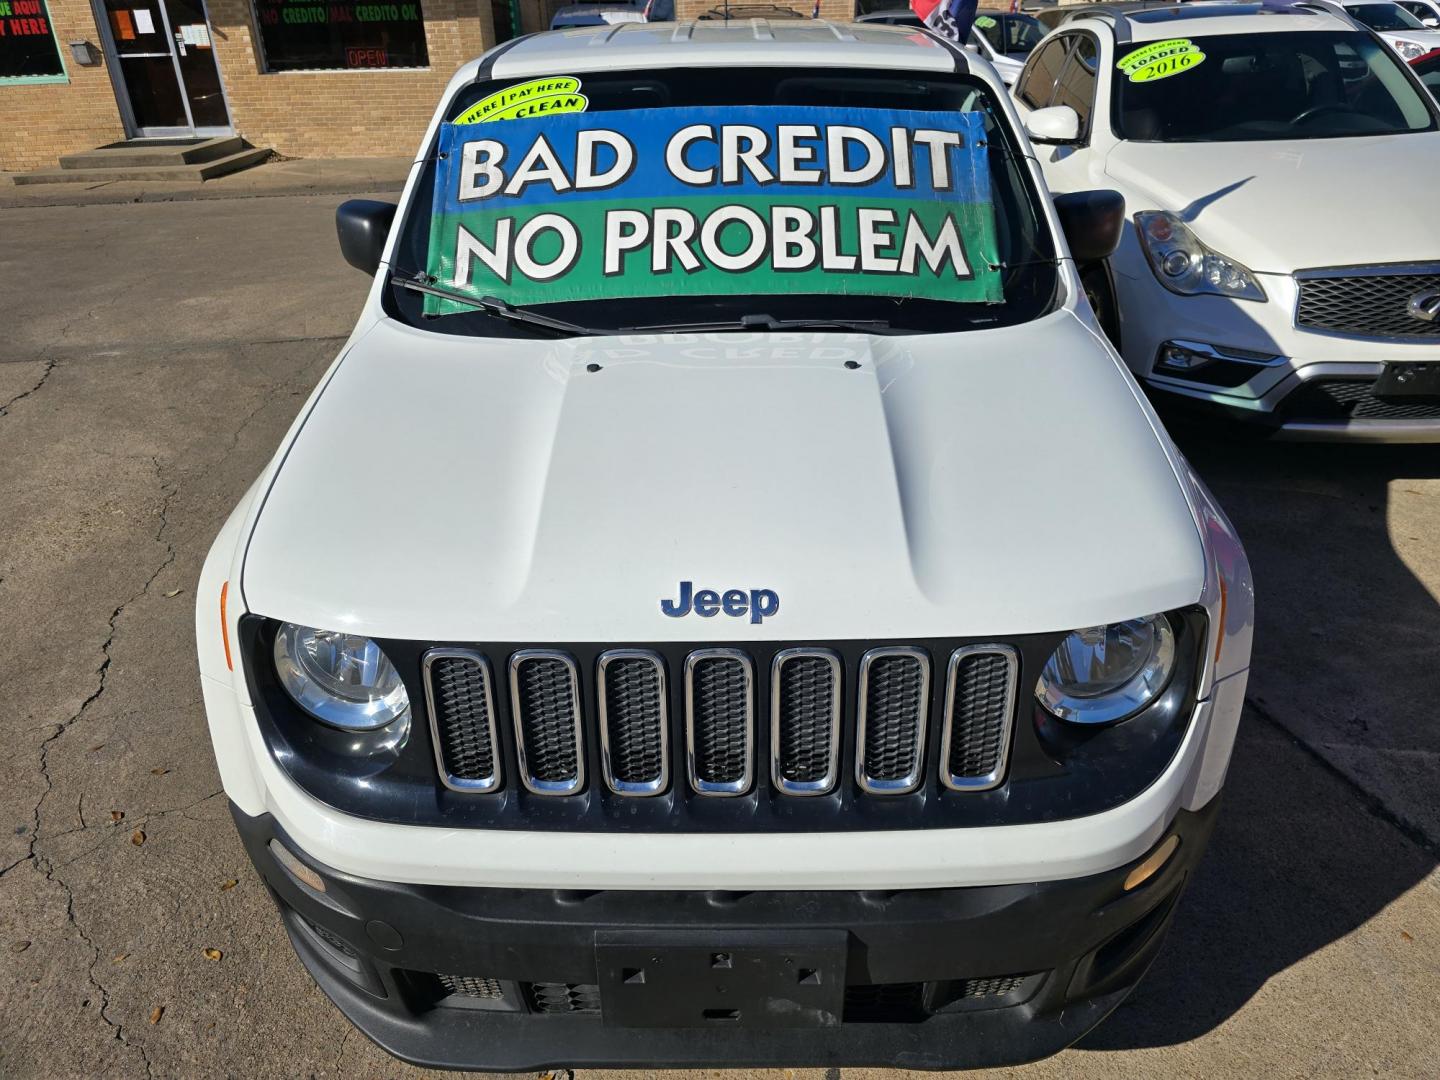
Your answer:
[975,14,1044,57]
[389,67,1058,338]
[1346,2,1426,30]
[1113,31,1437,141]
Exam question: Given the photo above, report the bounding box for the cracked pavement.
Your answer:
[2,195,1438,1079]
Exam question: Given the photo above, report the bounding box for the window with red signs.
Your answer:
[251,0,429,72]
[0,0,67,81]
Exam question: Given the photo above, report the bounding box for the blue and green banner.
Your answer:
[424,106,1002,316]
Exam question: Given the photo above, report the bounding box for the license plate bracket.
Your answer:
[595,929,847,1028]
[1374,362,1440,399]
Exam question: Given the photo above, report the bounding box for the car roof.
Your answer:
[473,19,962,79]
[1059,2,1356,40]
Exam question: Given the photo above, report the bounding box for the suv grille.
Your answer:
[686,650,754,794]
[598,651,668,795]
[528,982,602,1014]
[1283,378,1440,421]
[941,646,1019,792]
[439,973,504,999]
[771,649,841,794]
[1296,268,1440,339]
[423,651,500,792]
[509,651,584,795]
[856,648,931,793]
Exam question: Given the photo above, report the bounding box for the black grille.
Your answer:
[425,653,499,790]
[688,654,752,791]
[600,653,667,792]
[439,973,504,999]
[1284,378,1440,421]
[774,652,839,792]
[1297,270,1440,338]
[528,982,601,1014]
[943,649,1016,790]
[858,651,929,791]
[511,654,582,791]
[957,974,1027,999]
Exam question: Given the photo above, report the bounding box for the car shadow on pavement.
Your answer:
[1080,434,1440,1050]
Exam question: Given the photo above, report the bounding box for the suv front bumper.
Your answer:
[233,797,1219,1071]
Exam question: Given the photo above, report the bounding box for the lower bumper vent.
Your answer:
[528,981,602,1015]
[439,973,504,1000]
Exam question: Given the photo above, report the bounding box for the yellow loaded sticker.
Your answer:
[974,15,996,28]
[1116,39,1207,83]
[454,77,589,124]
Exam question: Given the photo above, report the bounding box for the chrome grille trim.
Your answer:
[508,650,585,796]
[854,646,931,795]
[596,649,669,797]
[422,649,501,794]
[684,648,754,797]
[939,644,1019,793]
[769,648,842,796]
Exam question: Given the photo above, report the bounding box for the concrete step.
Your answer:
[57,136,244,170]
[12,147,273,186]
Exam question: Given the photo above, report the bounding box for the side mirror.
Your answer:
[336,199,398,275]
[1426,15,1439,25]
[1024,104,1081,144]
[1053,189,1126,265]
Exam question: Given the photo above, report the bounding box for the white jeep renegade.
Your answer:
[196,19,1253,1071]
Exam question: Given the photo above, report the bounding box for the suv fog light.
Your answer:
[1157,342,1214,372]
[1155,340,1284,389]
[1036,615,1176,726]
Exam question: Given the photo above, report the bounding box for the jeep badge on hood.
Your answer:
[661,581,780,624]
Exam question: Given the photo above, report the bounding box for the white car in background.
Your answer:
[969,12,1047,85]
[1012,2,1440,439]
[1340,0,1440,58]
[1397,0,1440,27]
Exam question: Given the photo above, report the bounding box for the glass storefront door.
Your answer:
[99,0,232,137]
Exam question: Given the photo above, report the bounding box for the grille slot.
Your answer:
[1284,378,1440,421]
[528,982,601,1014]
[423,650,501,793]
[684,649,754,796]
[940,645,1019,792]
[439,973,504,1000]
[597,650,669,796]
[770,649,842,796]
[957,974,1027,999]
[1296,267,1440,339]
[855,647,931,794]
[509,651,584,796]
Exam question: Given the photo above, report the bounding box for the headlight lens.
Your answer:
[273,622,410,731]
[1393,39,1426,60]
[1036,615,1176,725]
[1135,211,1266,302]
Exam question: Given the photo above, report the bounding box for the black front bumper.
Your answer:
[232,800,1219,1071]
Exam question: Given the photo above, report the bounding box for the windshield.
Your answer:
[1113,31,1437,141]
[1346,2,1426,29]
[388,67,1058,338]
[974,14,1044,57]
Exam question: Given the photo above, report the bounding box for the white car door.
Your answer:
[1012,30,1115,195]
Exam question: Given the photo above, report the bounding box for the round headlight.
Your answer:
[1036,615,1176,725]
[273,622,410,731]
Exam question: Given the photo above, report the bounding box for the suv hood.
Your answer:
[1106,134,1440,272]
[242,314,1203,642]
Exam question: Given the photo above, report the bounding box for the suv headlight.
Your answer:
[1135,211,1266,302]
[1036,614,1176,725]
[1393,39,1427,60]
[273,622,410,731]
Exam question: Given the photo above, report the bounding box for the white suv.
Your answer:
[196,20,1252,1070]
[1013,2,1440,439]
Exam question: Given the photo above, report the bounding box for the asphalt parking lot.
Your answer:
[2,192,1438,1079]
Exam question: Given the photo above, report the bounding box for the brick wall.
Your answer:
[0,0,126,171]
[206,0,497,159]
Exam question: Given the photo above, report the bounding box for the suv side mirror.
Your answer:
[1024,104,1081,144]
[1053,189,1126,265]
[336,199,398,275]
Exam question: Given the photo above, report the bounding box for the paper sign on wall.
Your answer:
[423,105,1003,316]
[133,9,155,33]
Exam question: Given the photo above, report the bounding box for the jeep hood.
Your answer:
[241,314,1204,642]
[1105,133,1440,273]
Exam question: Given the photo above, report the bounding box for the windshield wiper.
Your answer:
[392,272,611,336]
[622,313,896,334]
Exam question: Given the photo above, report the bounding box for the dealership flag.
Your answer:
[912,0,980,41]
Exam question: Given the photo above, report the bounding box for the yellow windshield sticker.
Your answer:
[455,77,589,124]
[974,15,996,28]
[1116,39,1206,83]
